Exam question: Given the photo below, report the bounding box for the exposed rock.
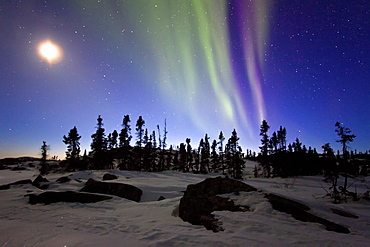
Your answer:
[32,175,49,189]
[102,173,118,181]
[33,175,49,183]
[28,191,113,205]
[330,208,359,219]
[81,179,142,202]
[180,177,350,234]
[158,195,166,201]
[179,177,256,232]
[264,193,310,212]
[10,179,33,186]
[0,184,10,190]
[265,193,350,234]
[11,166,27,171]
[56,176,71,183]
[0,179,32,190]
[185,176,257,197]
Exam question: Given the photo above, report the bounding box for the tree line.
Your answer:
[40,116,368,181]
[42,115,245,179]
[256,120,368,179]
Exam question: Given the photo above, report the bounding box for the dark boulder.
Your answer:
[185,176,257,197]
[11,179,33,186]
[81,179,142,202]
[102,173,118,181]
[11,166,27,171]
[264,193,310,212]
[33,175,49,183]
[157,196,166,201]
[56,176,71,183]
[265,193,350,234]
[0,184,10,190]
[32,175,49,189]
[0,179,32,190]
[28,191,113,205]
[330,208,359,219]
[179,177,256,232]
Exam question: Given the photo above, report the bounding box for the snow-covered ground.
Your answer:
[1,160,370,246]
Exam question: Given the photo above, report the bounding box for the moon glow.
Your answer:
[38,41,63,64]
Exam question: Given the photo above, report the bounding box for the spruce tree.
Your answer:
[186,138,192,172]
[40,141,49,175]
[277,126,287,152]
[259,120,270,177]
[143,128,149,147]
[151,131,157,148]
[218,131,226,174]
[119,115,132,147]
[211,139,218,172]
[270,131,278,154]
[135,116,145,147]
[228,129,243,179]
[90,115,108,169]
[109,130,118,149]
[162,119,168,149]
[179,143,187,172]
[335,121,356,192]
[63,126,81,170]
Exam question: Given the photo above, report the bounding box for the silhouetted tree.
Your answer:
[335,121,356,191]
[90,115,109,169]
[135,116,145,147]
[200,134,210,174]
[151,131,157,149]
[277,126,287,152]
[218,131,226,174]
[227,129,244,179]
[179,143,186,172]
[107,130,118,149]
[186,138,192,172]
[163,119,168,149]
[143,128,149,147]
[63,126,81,170]
[270,131,278,154]
[40,141,49,175]
[211,139,218,172]
[259,120,270,177]
[119,115,132,147]
[322,143,334,157]
[292,138,302,153]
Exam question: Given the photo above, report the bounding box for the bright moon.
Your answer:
[38,41,63,64]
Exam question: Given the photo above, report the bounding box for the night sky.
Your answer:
[1,0,369,159]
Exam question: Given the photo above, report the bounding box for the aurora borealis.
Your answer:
[1,0,369,158]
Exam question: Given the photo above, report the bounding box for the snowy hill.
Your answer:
[1,160,370,246]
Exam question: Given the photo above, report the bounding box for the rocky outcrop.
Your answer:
[56,176,71,183]
[179,177,257,232]
[157,196,166,201]
[80,179,142,202]
[330,208,359,219]
[265,193,350,234]
[102,173,118,181]
[179,177,350,234]
[0,179,33,190]
[185,176,257,197]
[28,191,113,205]
[32,175,49,189]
